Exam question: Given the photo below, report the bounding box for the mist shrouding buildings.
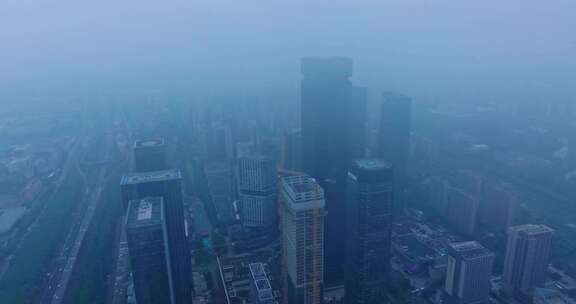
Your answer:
[301,56,367,287]
[2,2,576,304]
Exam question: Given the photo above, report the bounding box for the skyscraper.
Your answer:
[377,92,411,212]
[427,176,450,216]
[503,224,554,302]
[445,187,478,235]
[281,129,302,172]
[444,241,494,304]
[280,175,325,304]
[349,87,368,159]
[134,139,167,172]
[301,56,353,180]
[478,181,517,231]
[126,197,174,304]
[345,159,394,304]
[121,170,192,304]
[236,156,277,236]
[300,56,366,285]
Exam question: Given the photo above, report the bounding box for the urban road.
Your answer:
[35,132,115,304]
[0,138,80,282]
[109,109,134,304]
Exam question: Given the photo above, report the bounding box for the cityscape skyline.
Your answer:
[1,2,575,303]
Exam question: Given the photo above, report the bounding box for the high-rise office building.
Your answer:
[236,156,277,235]
[282,129,302,172]
[301,56,353,181]
[345,159,394,304]
[258,136,283,166]
[350,87,368,159]
[377,92,411,212]
[134,139,167,172]
[445,187,478,235]
[479,181,517,231]
[199,122,234,161]
[121,170,192,304]
[444,241,494,304]
[280,175,325,304]
[427,176,450,216]
[300,56,366,285]
[126,197,174,304]
[503,224,554,302]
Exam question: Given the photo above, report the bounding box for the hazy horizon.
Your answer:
[2,0,575,104]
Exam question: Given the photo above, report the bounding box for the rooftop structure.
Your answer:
[217,255,280,304]
[353,158,390,171]
[450,241,493,260]
[249,263,274,304]
[121,169,182,185]
[300,56,353,78]
[510,224,554,236]
[126,197,163,229]
[280,175,324,206]
[393,234,438,274]
[134,138,165,148]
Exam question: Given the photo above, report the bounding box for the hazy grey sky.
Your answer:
[1,0,575,102]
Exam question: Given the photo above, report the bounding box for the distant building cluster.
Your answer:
[114,56,571,304]
[0,113,78,236]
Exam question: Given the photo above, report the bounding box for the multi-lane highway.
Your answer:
[35,133,115,304]
[0,138,80,283]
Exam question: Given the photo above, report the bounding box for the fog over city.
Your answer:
[2,0,576,102]
[1,1,576,304]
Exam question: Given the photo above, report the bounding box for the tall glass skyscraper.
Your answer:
[345,159,394,304]
[126,197,173,304]
[121,170,192,304]
[300,57,366,286]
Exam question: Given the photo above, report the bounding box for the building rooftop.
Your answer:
[218,255,280,304]
[349,158,393,183]
[449,241,493,260]
[281,175,325,208]
[301,56,353,78]
[126,197,163,229]
[249,263,274,302]
[353,159,391,171]
[382,91,412,104]
[134,138,165,148]
[394,234,437,263]
[510,224,554,236]
[121,169,182,185]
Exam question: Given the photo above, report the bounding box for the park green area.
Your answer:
[0,169,83,303]
[65,169,123,304]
